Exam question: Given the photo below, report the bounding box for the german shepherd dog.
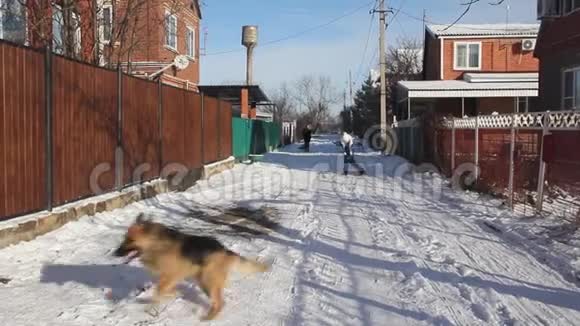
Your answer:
[114,214,270,320]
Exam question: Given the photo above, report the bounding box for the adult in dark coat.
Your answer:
[302,124,312,152]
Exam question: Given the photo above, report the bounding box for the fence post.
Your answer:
[115,68,123,190]
[158,78,163,175]
[217,99,222,159]
[451,118,456,172]
[475,115,479,181]
[44,46,53,211]
[536,112,549,212]
[508,114,516,209]
[201,93,205,164]
[410,123,415,163]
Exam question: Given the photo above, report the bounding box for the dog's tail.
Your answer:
[227,251,270,274]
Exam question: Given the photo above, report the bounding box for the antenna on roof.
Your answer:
[505,0,511,32]
[201,27,208,56]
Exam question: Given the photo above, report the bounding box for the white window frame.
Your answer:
[71,11,81,56]
[0,0,28,44]
[164,10,177,51]
[52,4,81,56]
[453,41,482,71]
[562,66,580,110]
[185,25,195,59]
[516,97,529,113]
[100,4,113,43]
[52,4,64,54]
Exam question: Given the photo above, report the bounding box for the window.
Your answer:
[165,11,177,50]
[563,0,580,14]
[52,5,64,54]
[186,26,195,58]
[101,5,112,42]
[71,11,81,55]
[454,42,481,70]
[52,5,81,56]
[517,97,529,113]
[563,67,580,110]
[0,0,27,44]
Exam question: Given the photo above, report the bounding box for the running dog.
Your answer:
[114,214,270,320]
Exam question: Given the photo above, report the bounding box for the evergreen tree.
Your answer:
[350,75,380,138]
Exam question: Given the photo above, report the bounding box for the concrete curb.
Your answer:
[0,157,235,249]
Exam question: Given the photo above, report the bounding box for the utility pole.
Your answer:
[373,0,391,154]
[349,70,354,106]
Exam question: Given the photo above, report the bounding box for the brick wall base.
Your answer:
[0,157,235,249]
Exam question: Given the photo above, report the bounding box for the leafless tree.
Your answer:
[3,0,191,67]
[387,38,423,78]
[266,83,296,123]
[294,75,337,125]
[444,0,507,31]
[386,38,423,119]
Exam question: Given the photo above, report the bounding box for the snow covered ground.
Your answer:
[1,135,580,325]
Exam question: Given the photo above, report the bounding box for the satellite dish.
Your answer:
[173,55,190,70]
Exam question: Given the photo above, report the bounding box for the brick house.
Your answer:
[535,0,580,110]
[396,24,540,120]
[0,0,201,89]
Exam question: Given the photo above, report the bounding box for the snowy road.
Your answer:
[1,135,580,325]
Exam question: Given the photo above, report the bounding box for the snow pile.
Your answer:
[1,135,580,325]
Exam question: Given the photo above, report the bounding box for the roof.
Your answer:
[462,72,538,83]
[398,80,538,98]
[193,0,202,19]
[427,23,540,37]
[197,85,271,105]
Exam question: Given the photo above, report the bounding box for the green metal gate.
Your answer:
[232,118,282,160]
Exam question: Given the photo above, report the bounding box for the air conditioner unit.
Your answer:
[522,39,537,51]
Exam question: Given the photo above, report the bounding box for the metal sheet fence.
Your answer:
[0,43,46,218]
[219,101,233,161]
[231,118,282,161]
[122,75,161,186]
[0,41,232,221]
[202,96,219,164]
[52,56,118,206]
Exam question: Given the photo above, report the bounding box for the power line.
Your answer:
[397,8,519,31]
[205,1,375,56]
[354,1,378,86]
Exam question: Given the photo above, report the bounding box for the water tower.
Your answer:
[242,25,258,85]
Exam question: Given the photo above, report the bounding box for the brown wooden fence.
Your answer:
[0,41,233,221]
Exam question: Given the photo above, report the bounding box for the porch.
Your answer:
[396,73,539,119]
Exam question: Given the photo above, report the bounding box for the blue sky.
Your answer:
[200,0,537,108]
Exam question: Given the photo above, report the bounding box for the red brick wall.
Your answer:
[477,97,515,115]
[536,11,580,58]
[442,38,539,80]
[156,2,200,85]
[25,1,201,86]
[536,11,580,110]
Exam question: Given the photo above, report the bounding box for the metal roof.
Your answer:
[427,23,540,37]
[398,80,538,98]
[197,85,271,105]
[463,72,538,83]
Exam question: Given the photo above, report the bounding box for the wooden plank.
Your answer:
[203,96,219,164]
[5,45,17,216]
[184,92,203,169]
[0,44,5,218]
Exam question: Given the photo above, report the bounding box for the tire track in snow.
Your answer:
[384,178,580,325]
